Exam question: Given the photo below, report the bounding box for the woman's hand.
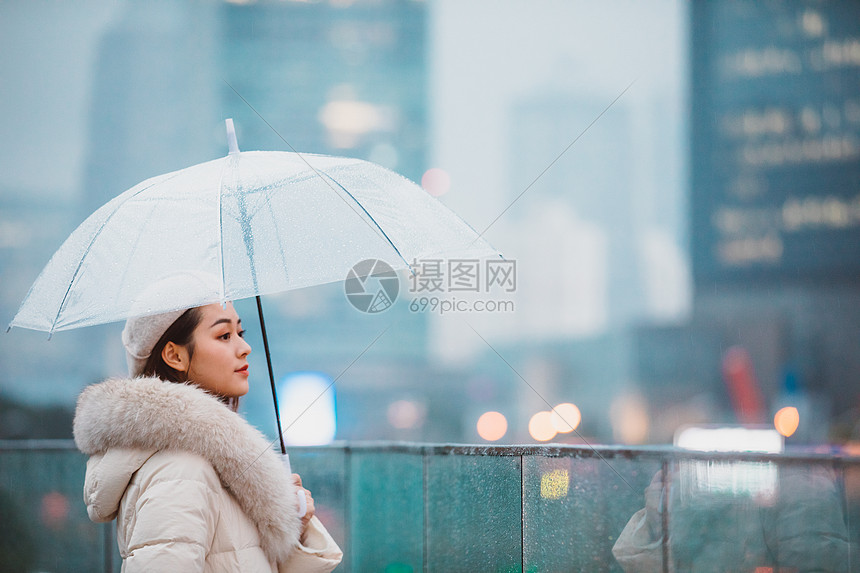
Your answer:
[291,473,315,541]
[643,468,679,540]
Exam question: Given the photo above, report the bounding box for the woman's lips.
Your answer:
[236,365,249,376]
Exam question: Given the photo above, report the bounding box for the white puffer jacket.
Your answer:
[73,377,343,572]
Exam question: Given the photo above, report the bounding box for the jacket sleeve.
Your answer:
[278,516,343,573]
[612,470,666,573]
[612,507,665,573]
[123,454,221,573]
[763,466,853,573]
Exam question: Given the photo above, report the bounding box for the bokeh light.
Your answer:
[476,411,507,441]
[278,372,337,446]
[550,402,581,433]
[40,491,70,529]
[421,167,451,196]
[318,92,394,149]
[774,406,800,437]
[529,411,557,442]
[676,426,783,453]
[609,393,650,444]
[540,469,569,500]
[387,399,425,429]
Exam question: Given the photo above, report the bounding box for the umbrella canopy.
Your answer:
[10,125,500,333]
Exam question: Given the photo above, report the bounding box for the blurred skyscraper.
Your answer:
[690,0,860,284]
[481,92,688,441]
[219,0,427,183]
[508,94,640,335]
[81,1,219,217]
[634,0,860,440]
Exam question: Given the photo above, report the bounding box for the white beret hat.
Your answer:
[122,271,222,377]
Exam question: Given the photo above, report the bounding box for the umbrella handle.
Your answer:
[297,490,307,518]
[281,454,307,518]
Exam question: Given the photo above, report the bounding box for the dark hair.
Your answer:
[141,306,241,412]
[141,307,202,383]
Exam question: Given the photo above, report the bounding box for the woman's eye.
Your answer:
[219,333,230,341]
[238,330,246,338]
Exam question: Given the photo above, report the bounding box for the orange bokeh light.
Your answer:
[550,403,582,433]
[529,411,557,442]
[609,393,650,444]
[774,406,799,437]
[477,411,508,441]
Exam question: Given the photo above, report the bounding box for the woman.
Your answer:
[73,296,343,572]
[612,467,851,572]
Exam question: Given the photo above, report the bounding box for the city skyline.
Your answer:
[3,0,696,447]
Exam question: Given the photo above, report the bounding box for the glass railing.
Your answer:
[2,440,858,572]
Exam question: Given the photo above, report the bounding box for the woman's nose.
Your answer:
[238,337,251,357]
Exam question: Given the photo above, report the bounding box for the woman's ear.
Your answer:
[162,342,190,373]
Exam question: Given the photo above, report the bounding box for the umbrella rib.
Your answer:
[113,203,159,307]
[49,171,185,332]
[320,170,412,271]
[262,191,290,285]
[240,166,398,259]
[222,82,401,250]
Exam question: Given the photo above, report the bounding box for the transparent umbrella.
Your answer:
[10,119,501,451]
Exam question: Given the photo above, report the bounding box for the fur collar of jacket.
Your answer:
[73,377,301,564]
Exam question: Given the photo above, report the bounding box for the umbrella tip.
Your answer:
[225,118,239,155]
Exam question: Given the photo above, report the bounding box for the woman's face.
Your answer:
[184,302,252,398]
